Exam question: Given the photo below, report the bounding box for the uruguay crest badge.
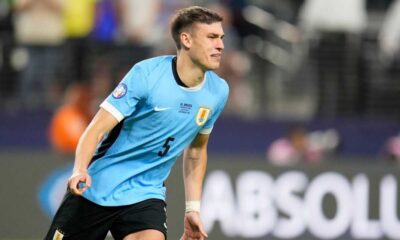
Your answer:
[196,107,211,126]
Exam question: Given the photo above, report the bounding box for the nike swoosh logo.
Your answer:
[154,106,171,112]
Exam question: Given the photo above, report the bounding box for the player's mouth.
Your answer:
[210,53,222,60]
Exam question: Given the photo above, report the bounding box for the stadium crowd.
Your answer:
[0,0,400,117]
[1,0,400,162]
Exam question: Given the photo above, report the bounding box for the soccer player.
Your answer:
[45,6,229,240]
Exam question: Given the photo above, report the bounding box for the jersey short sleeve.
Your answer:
[200,83,229,134]
[100,65,148,122]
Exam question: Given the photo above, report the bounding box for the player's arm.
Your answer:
[181,133,209,240]
[68,108,119,195]
[183,133,209,202]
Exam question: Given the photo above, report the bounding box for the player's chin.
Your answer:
[207,61,221,70]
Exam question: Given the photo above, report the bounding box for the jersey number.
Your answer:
[158,137,175,157]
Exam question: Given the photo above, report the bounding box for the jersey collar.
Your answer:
[172,57,206,92]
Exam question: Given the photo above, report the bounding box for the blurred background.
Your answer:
[0,0,399,239]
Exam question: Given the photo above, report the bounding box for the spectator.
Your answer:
[116,0,163,46]
[0,0,16,107]
[91,0,118,44]
[267,126,339,165]
[299,0,367,35]
[299,0,367,117]
[267,126,311,166]
[383,133,400,164]
[378,0,400,63]
[151,0,193,55]
[14,0,66,110]
[86,0,118,81]
[48,83,92,155]
[61,0,96,82]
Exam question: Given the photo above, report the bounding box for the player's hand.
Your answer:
[180,211,208,240]
[68,170,91,196]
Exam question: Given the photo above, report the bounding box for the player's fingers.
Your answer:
[184,231,199,240]
[183,237,198,240]
[182,237,195,240]
[194,231,205,240]
[79,184,88,192]
[77,178,90,193]
[189,218,208,238]
[68,178,84,195]
[68,185,81,195]
[85,175,92,187]
[198,224,208,238]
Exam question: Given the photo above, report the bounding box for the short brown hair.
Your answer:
[170,6,223,50]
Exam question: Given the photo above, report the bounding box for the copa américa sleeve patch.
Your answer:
[112,83,127,99]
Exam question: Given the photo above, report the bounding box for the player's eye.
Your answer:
[208,34,219,39]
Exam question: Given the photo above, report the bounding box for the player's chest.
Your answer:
[146,86,216,127]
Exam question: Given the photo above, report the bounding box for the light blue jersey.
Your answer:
[83,55,229,206]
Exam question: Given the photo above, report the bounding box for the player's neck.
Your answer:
[175,54,205,88]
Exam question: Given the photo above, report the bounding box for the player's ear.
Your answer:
[180,32,192,49]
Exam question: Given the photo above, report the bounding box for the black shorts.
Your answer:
[44,193,167,240]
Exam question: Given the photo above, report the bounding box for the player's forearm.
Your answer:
[72,109,117,173]
[72,126,104,173]
[183,147,207,201]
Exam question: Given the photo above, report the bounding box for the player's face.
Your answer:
[188,22,224,70]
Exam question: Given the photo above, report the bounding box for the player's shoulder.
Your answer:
[207,71,229,94]
[134,55,174,72]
